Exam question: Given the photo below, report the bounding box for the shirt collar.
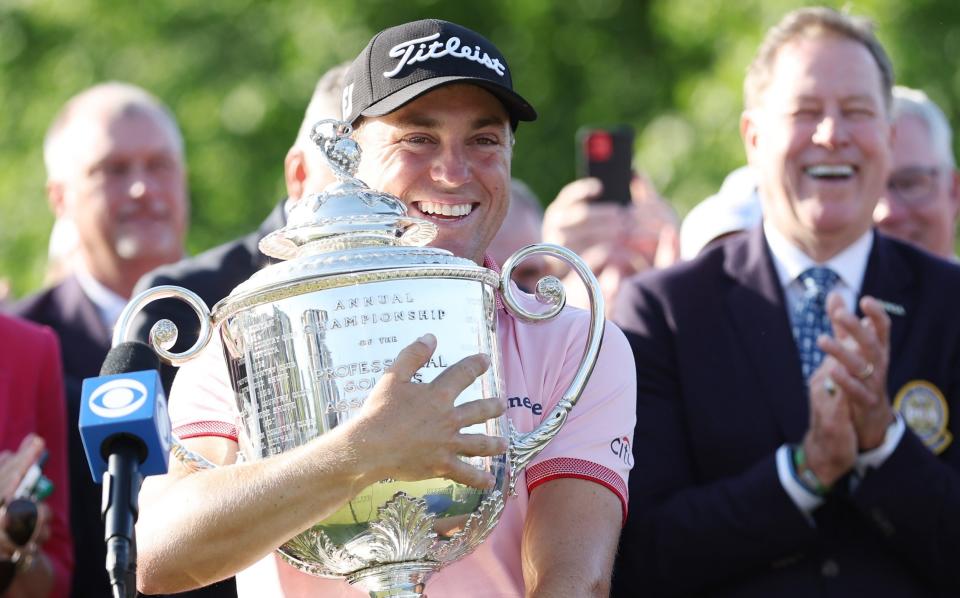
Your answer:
[763,221,873,294]
[74,263,129,329]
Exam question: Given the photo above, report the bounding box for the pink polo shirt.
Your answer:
[168,276,636,598]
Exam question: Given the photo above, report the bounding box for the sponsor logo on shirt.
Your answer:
[507,396,543,416]
[610,436,633,466]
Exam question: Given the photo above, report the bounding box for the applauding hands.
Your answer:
[803,294,897,486]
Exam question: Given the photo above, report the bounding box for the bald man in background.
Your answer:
[10,81,189,598]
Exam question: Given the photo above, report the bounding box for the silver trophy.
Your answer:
[114,120,604,597]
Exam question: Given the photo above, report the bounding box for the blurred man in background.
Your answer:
[613,7,960,596]
[9,82,189,598]
[43,217,81,286]
[489,179,549,292]
[875,85,959,259]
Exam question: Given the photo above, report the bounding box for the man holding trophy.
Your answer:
[134,19,635,598]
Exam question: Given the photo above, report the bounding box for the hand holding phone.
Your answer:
[0,435,50,589]
[12,450,52,503]
[576,126,635,205]
[0,435,44,504]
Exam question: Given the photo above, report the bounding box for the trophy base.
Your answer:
[348,561,438,597]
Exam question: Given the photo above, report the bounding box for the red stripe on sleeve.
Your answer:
[526,457,629,525]
[173,421,238,442]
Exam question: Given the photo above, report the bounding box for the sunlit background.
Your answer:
[1,0,957,297]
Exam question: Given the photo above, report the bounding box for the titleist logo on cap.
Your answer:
[383,33,507,79]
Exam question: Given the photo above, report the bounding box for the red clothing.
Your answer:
[0,314,73,596]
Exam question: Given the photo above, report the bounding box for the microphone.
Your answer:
[79,341,173,598]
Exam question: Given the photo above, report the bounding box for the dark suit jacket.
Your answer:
[130,201,284,394]
[611,227,960,597]
[11,275,113,598]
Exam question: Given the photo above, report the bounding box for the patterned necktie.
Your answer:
[791,266,840,380]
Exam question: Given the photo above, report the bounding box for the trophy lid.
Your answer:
[259,120,438,261]
[223,120,476,304]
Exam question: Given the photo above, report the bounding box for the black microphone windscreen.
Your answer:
[100,341,161,376]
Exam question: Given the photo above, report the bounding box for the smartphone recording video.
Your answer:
[576,126,635,205]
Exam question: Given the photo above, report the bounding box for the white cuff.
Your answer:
[776,444,824,518]
[854,412,905,477]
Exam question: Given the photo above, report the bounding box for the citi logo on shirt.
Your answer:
[507,396,543,416]
[610,436,633,466]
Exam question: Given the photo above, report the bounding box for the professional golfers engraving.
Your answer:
[114,120,604,596]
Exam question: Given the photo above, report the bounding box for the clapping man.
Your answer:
[613,7,960,596]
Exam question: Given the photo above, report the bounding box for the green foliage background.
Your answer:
[2,0,958,298]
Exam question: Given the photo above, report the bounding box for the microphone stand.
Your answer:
[103,442,142,598]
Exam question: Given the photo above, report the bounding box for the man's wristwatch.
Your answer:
[791,444,832,496]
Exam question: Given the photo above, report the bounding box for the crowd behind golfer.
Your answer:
[2,6,960,598]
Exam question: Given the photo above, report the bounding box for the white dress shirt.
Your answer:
[74,263,129,330]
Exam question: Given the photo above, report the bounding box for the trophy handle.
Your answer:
[112,285,219,472]
[498,244,605,494]
[113,285,215,366]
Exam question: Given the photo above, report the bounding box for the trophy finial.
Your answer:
[309,119,361,181]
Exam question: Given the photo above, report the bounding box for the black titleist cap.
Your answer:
[341,19,537,128]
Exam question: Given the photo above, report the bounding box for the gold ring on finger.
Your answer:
[857,362,875,380]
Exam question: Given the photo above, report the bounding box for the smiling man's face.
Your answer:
[353,83,512,264]
[741,33,892,259]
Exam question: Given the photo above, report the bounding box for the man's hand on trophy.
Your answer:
[352,333,507,490]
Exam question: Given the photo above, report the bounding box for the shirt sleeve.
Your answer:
[168,335,240,441]
[775,444,824,519]
[855,413,906,475]
[525,313,637,524]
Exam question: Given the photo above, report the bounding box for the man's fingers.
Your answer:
[828,363,876,407]
[0,435,44,500]
[832,307,878,353]
[653,224,680,268]
[818,335,871,382]
[826,292,849,340]
[13,435,43,470]
[860,296,892,348]
[443,459,496,490]
[551,177,603,209]
[455,398,506,428]
[430,353,491,399]
[455,433,508,457]
[384,334,438,383]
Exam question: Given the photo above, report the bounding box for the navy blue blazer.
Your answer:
[610,227,960,597]
[11,275,113,598]
[130,201,285,394]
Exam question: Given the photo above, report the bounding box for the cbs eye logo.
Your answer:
[89,378,148,418]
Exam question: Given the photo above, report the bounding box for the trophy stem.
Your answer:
[347,561,438,597]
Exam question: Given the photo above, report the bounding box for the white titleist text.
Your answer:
[383,33,506,78]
